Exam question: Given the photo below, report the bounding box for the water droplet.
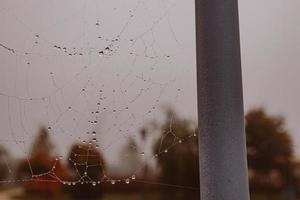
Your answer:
[111,180,116,184]
[131,174,136,180]
[92,182,96,186]
[164,149,168,153]
[104,47,110,54]
[179,140,182,143]
[141,152,145,156]
[125,179,130,184]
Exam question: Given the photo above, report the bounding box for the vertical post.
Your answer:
[195,0,250,200]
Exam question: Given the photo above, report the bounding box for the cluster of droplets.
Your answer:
[51,36,120,57]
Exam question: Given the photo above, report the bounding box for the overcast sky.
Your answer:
[0,0,300,164]
[239,0,300,156]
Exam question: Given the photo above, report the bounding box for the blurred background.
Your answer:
[0,0,299,200]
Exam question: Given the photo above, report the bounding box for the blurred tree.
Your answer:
[149,108,199,200]
[18,127,55,177]
[118,137,141,176]
[0,146,11,182]
[66,143,106,199]
[17,127,66,196]
[30,127,54,158]
[246,108,297,193]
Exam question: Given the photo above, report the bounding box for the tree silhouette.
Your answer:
[117,137,141,177]
[0,146,11,182]
[246,108,296,192]
[18,127,55,177]
[66,143,106,199]
[150,109,199,200]
[17,127,65,196]
[30,127,54,158]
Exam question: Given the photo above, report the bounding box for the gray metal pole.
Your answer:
[195,0,250,200]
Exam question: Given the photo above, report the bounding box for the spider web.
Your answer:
[0,0,197,187]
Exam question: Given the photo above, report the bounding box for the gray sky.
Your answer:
[239,0,300,156]
[0,0,300,168]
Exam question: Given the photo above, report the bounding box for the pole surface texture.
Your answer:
[195,0,250,199]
